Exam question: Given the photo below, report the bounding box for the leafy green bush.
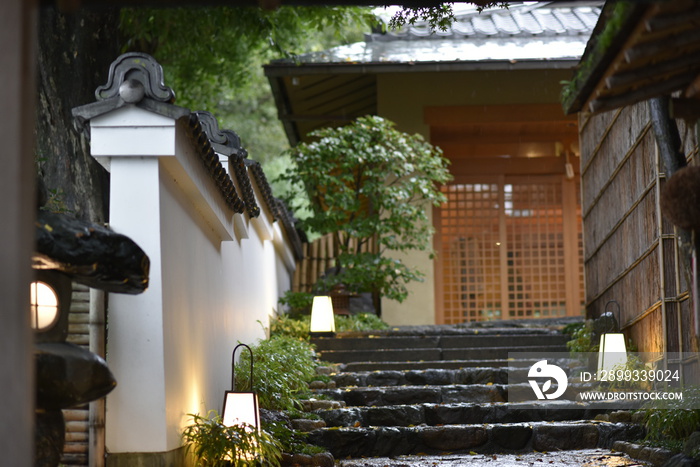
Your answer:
[269,314,311,340]
[235,336,317,411]
[278,291,314,317]
[640,386,700,453]
[565,320,598,354]
[182,410,282,467]
[263,421,326,457]
[335,313,390,332]
[270,312,390,339]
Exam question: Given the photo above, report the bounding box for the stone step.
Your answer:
[332,321,578,338]
[331,367,517,388]
[315,401,618,428]
[315,381,598,408]
[318,383,508,407]
[312,333,568,352]
[305,421,645,459]
[340,359,534,372]
[319,345,566,364]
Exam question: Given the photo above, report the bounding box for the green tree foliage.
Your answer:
[388,2,509,31]
[120,7,375,164]
[279,116,452,303]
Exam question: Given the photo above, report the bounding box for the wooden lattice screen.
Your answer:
[436,175,584,324]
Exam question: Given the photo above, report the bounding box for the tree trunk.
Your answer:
[36,6,121,223]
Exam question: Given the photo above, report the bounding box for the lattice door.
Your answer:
[436,176,583,324]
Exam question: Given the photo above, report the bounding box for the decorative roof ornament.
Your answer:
[95,52,175,104]
[193,111,247,158]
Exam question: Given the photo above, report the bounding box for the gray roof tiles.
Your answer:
[375,2,601,41]
[283,2,602,66]
[73,53,304,258]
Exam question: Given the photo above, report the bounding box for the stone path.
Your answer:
[337,449,649,466]
[304,320,650,465]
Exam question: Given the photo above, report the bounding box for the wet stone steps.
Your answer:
[330,367,516,387]
[318,383,508,406]
[313,333,570,351]
[315,382,600,408]
[304,321,644,461]
[339,359,531,372]
[305,421,645,459]
[313,331,569,366]
[318,345,566,364]
[316,401,614,428]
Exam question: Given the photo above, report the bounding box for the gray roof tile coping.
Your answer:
[72,52,303,259]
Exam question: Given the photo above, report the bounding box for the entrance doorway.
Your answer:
[435,175,583,324]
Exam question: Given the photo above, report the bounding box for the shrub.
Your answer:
[270,312,390,339]
[278,291,314,317]
[235,336,317,411]
[269,314,311,340]
[182,410,282,467]
[639,386,700,453]
[565,320,598,354]
[335,313,390,332]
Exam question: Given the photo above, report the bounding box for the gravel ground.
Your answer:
[337,449,650,466]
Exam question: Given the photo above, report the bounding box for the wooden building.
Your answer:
[266,2,602,325]
[563,0,700,378]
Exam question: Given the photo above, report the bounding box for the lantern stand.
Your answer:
[309,295,336,337]
[597,300,628,381]
[222,343,260,431]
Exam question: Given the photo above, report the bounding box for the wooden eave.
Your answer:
[563,0,700,115]
[266,59,580,146]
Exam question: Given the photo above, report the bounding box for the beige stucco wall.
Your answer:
[376,69,572,326]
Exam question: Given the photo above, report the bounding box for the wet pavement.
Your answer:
[337,449,650,466]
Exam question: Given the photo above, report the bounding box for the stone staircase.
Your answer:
[305,323,646,462]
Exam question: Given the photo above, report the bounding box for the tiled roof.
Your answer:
[284,2,602,66]
[72,52,303,259]
[377,2,600,39]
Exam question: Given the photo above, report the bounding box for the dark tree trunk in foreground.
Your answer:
[36,6,121,223]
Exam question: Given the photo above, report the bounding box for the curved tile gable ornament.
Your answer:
[94,52,175,103]
[193,111,247,158]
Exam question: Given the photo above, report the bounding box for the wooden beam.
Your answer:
[590,71,698,114]
[626,12,700,63]
[0,0,35,465]
[432,130,578,145]
[438,141,561,160]
[607,51,700,90]
[447,156,571,178]
[670,97,700,121]
[425,104,576,126]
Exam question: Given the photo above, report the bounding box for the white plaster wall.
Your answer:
[106,157,169,452]
[95,106,295,454]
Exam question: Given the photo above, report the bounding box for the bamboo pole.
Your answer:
[89,289,106,467]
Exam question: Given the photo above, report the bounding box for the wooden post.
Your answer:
[0,0,36,465]
[89,289,106,467]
